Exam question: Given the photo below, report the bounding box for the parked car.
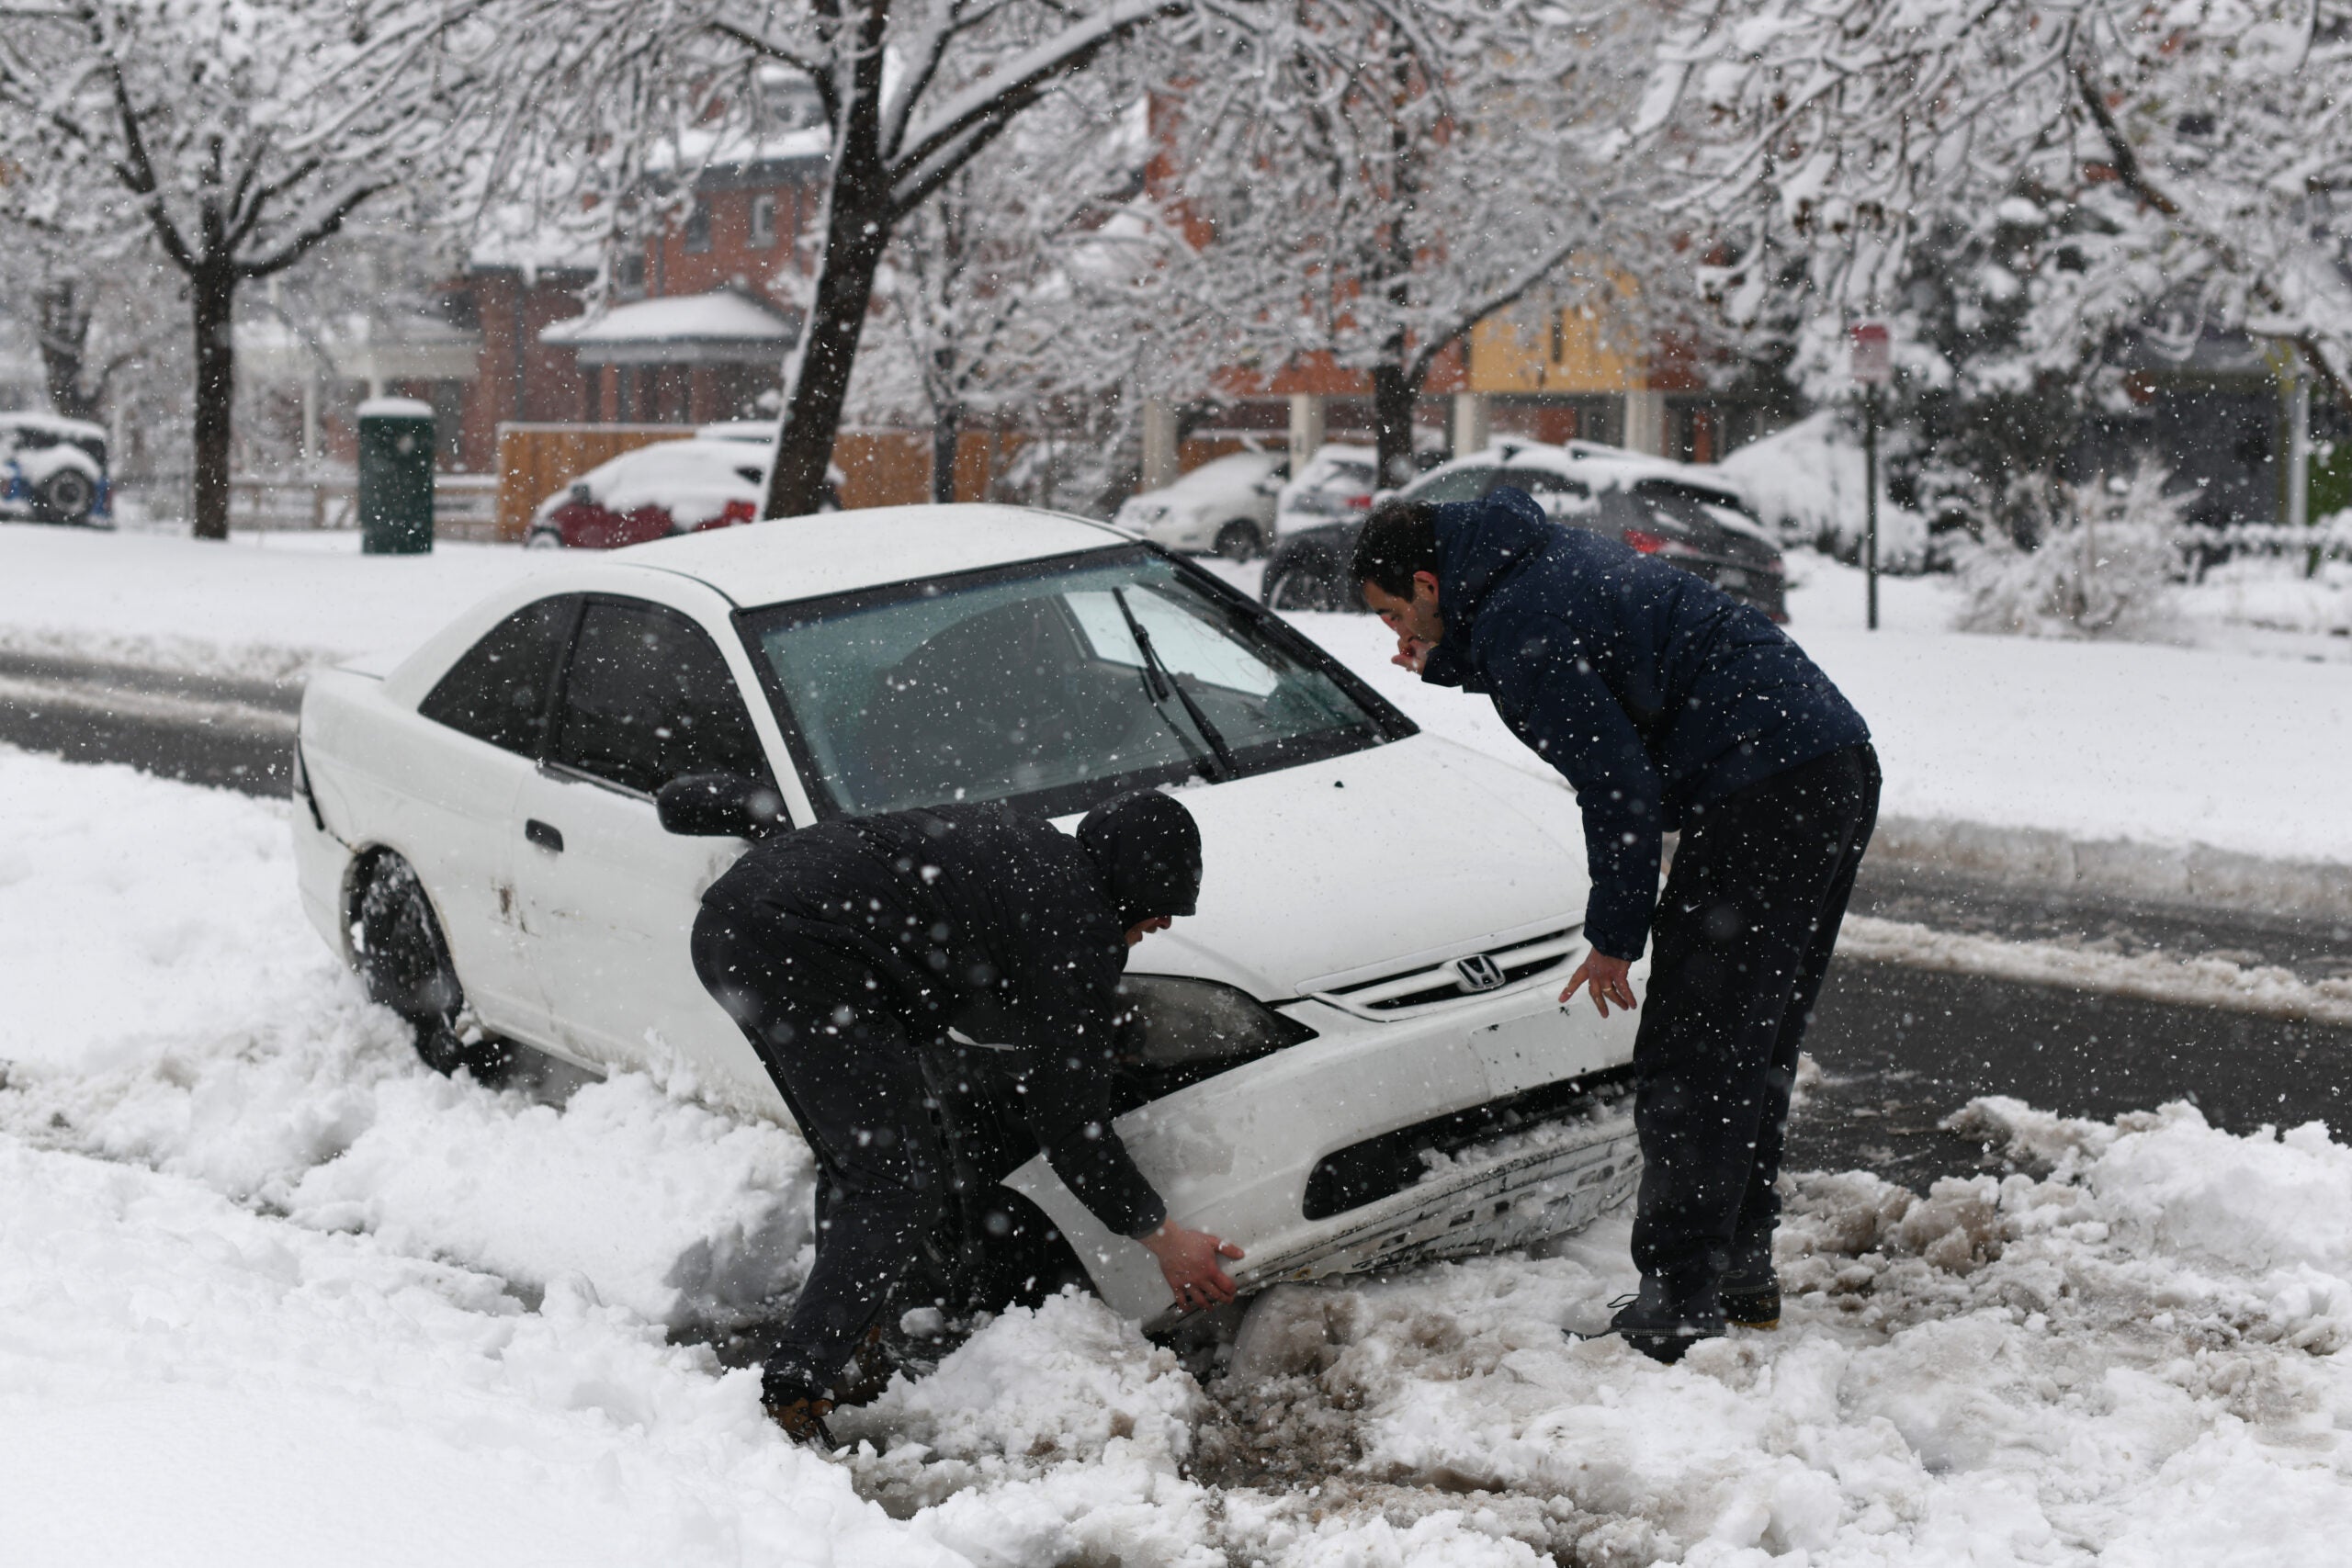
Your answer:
[1273,443,1379,537]
[1,412,111,527]
[528,425,837,549]
[1113,449,1286,558]
[1261,439,1789,621]
[293,505,1641,1328]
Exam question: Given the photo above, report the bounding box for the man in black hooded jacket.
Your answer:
[690,789,1239,1440]
[1354,489,1877,1363]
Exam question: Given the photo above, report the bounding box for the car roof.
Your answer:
[612,502,1129,608]
[1429,440,1748,498]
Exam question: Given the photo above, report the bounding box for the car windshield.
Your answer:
[742,547,1404,818]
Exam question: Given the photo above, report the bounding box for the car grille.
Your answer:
[1309,926,1582,1018]
[1302,1066,1634,1219]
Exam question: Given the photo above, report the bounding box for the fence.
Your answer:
[218,472,503,541]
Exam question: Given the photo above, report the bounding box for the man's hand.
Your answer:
[1391,632,1432,673]
[1137,1221,1245,1313]
[1563,951,1637,1017]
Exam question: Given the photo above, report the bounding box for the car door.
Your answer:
[403,592,581,1040]
[508,593,782,1102]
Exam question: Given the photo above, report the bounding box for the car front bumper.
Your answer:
[1004,952,1645,1325]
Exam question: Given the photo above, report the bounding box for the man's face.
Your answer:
[1125,915,1173,948]
[1361,571,1444,647]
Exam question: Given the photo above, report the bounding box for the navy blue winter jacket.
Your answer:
[1419,489,1870,960]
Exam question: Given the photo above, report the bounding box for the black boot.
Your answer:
[761,1364,839,1450]
[1720,1232,1780,1330]
[1605,1275,1724,1365]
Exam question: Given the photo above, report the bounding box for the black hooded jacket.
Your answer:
[1419,490,1870,961]
[696,793,1201,1237]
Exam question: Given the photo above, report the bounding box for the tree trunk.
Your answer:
[763,173,895,519]
[930,400,962,504]
[1372,358,1419,491]
[190,267,238,541]
[36,277,102,424]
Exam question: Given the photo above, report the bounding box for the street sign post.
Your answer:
[1850,321,1892,630]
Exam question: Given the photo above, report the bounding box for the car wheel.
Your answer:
[525,526,564,549]
[352,852,512,1081]
[1214,520,1262,560]
[38,468,96,525]
[1265,560,1341,612]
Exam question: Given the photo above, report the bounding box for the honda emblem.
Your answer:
[1453,953,1506,993]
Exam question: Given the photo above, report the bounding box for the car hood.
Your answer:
[1095,733,1589,998]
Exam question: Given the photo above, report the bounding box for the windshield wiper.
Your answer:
[1112,587,1238,782]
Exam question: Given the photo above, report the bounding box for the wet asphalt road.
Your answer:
[6,650,2348,1190]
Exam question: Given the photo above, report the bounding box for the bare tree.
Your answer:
[0,0,472,537]
[1154,1,1658,485]
[477,0,1236,518]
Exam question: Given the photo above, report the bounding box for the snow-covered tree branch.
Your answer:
[0,0,479,537]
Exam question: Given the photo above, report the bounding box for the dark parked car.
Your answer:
[1261,440,1787,622]
[1,413,111,527]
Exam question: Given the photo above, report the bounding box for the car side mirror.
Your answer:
[569,481,594,504]
[656,773,786,838]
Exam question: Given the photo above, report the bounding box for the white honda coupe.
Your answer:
[292,504,1640,1325]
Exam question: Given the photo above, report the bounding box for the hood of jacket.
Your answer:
[1078,790,1203,927]
[1431,488,1555,646]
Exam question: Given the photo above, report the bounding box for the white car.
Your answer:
[292,505,1640,1325]
[1273,443,1378,536]
[1113,450,1286,558]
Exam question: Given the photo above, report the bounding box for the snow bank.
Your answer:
[0,522,556,682]
[1718,411,1931,570]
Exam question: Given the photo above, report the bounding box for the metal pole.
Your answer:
[1864,388,1880,630]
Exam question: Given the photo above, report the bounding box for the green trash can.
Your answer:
[358,398,435,555]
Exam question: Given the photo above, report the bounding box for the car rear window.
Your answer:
[418,595,577,757]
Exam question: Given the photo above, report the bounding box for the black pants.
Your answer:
[1629,742,1880,1300]
[689,903,946,1398]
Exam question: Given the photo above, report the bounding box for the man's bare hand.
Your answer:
[1391,632,1432,673]
[1137,1221,1245,1313]
[1562,951,1637,1017]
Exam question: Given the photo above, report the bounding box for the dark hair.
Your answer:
[1351,500,1442,601]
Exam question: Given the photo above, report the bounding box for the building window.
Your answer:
[750,193,778,249]
[615,248,646,298]
[684,199,713,254]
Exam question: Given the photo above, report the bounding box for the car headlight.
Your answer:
[1115,975,1316,1066]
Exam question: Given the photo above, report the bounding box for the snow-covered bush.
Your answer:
[1718,410,1930,570]
[1952,461,2188,639]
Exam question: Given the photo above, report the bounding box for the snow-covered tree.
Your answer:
[841,91,1154,503]
[479,0,1227,519]
[1641,0,2352,413]
[0,0,474,538]
[1154,1,1667,486]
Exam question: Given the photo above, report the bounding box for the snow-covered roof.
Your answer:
[617,502,1125,609]
[0,411,108,445]
[544,289,799,367]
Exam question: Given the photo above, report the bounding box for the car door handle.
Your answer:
[525,818,564,853]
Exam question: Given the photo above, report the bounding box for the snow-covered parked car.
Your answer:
[1113,449,1286,558]
[291,505,1641,1328]
[1261,439,1789,620]
[1273,444,1378,536]
[0,412,110,527]
[528,435,766,550]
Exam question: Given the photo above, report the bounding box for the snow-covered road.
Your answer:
[7,739,2352,1565]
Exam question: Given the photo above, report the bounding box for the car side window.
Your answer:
[549,599,771,796]
[418,594,578,757]
[1406,466,1497,504]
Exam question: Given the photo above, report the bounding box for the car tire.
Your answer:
[38,468,96,525]
[1264,560,1342,612]
[525,526,564,550]
[1213,520,1262,560]
[352,852,513,1082]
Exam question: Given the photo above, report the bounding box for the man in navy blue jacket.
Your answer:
[1354,488,1878,1361]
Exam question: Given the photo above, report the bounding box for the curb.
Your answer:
[1871,816,2352,930]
